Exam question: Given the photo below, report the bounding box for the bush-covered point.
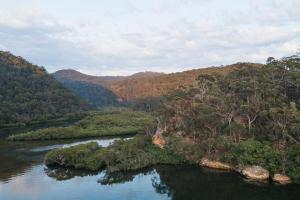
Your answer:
[45,136,183,172]
[45,142,106,171]
[8,108,156,141]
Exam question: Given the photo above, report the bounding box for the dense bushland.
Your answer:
[45,136,183,172]
[8,108,156,141]
[53,78,121,108]
[156,54,300,182]
[0,51,87,126]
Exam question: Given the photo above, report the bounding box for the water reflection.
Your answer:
[45,167,99,181]
[0,128,299,200]
[43,165,300,200]
[153,165,300,200]
[0,135,131,183]
[1,165,169,200]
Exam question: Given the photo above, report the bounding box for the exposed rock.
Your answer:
[273,174,292,185]
[152,128,166,149]
[241,166,269,181]
[200,158,233,170]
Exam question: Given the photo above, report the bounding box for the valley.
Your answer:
[0,51,299,200]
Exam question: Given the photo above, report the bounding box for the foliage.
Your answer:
[0,51,87,125]
[155,53,300,182]
[223,139,279,172]
[7,108,156,141]
[45,136,183,172]
[165,135,204,163]
[285,145,300,183]
[158,54,300,147]
[54,79,121,108]
[45,142,106,171]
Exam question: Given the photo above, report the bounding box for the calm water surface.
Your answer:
[0,129,299,200]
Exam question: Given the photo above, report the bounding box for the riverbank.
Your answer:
[45,135,183,171]
[7,108,156,141]
[45,134,300,185]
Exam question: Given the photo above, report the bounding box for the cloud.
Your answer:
[0,0,299,76]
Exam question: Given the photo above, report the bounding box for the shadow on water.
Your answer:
[153,165,300,200]
[45,167,100,181]
[45,165,300,200]
[0,127,131,183]
[0,125,299,200]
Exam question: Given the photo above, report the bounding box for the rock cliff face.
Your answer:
[241,166,269,181]
[272,174,291,185]
[152,128,166,149]
[200,158,233,170]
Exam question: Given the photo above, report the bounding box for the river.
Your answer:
[0,129,299,200]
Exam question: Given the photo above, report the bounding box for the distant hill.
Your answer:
[53,69,163,85]
[53,69,125,86]
[0,51,87,125]
[55,79,120,108]
[54,63,263,101]
[53,70,164,105]
[53,70,124,107]
[108,63,262,100]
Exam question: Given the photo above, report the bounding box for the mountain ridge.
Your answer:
[54,63,263,100]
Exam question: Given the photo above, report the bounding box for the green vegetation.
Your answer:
[156,53,300,182]
[8,108,156,141]
[3,50,300,183]
[285,146,300,182]
[224,140,279,172]
[0,51,87,126]
[45,142,105,171]
[223,139,300,182]
[44,53,300,183]
[45,136,183,172]
[54,79,120,108]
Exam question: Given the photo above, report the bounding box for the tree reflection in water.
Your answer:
[45,167,99,181]
[151,175,173,197]
[45,165,300,200]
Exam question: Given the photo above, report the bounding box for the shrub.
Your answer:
[45,136,183,172]
[285,145,300,183]
[224,139,279,173]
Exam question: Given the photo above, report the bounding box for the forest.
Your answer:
[1,50,300,183]
[0,51,87,126]
[155,53,300,182]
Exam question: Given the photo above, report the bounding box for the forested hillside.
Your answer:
[0,51,86,126]
[55,79,120,107]
[53,69,164,105]
[157,54,300,182]
[54,64,262,101]
[108,63,262,100]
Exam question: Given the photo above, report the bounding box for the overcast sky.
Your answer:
[0,0,299,76]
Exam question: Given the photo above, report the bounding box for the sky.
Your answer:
[0,0,299,76]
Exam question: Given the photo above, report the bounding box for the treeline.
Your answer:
[156,53,300,181]
[0,51,87,126]
[108,63,260,100]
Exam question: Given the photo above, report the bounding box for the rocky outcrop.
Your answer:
[200,158,233,170]
[272,174,291,185]
[152,128,166,149]
[241,166,269,181]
